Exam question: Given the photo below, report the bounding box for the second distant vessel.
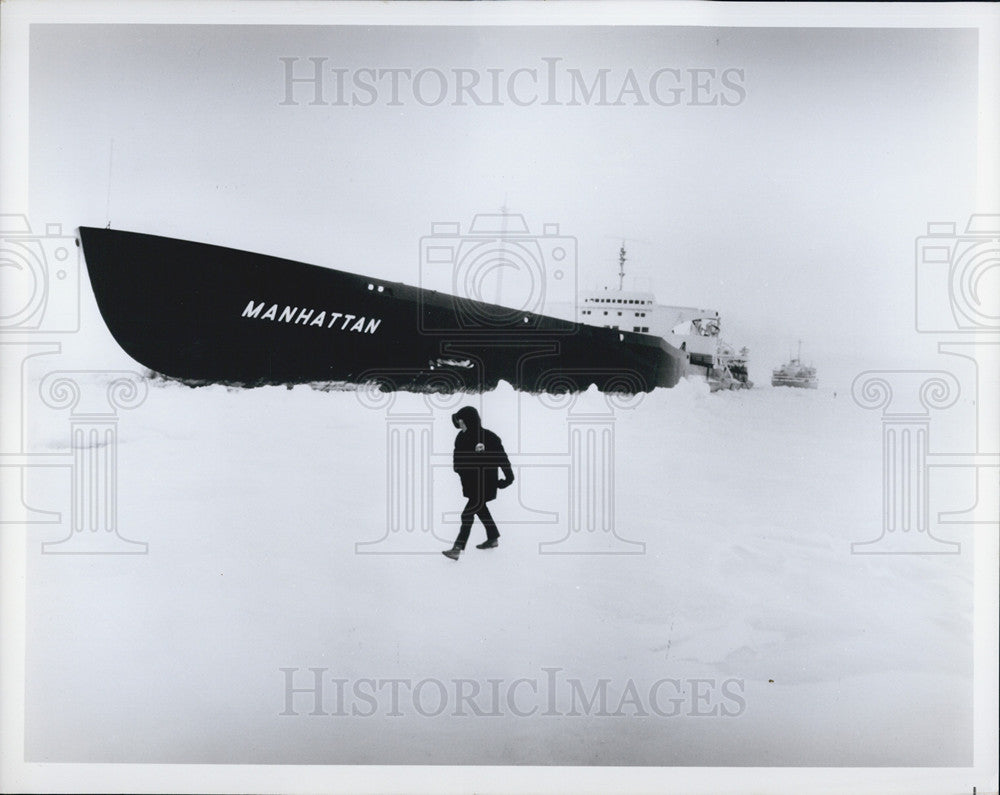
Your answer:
[771,340,818,389]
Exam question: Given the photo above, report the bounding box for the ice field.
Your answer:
[22,374,973,766]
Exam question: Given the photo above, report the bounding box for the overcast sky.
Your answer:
[28,23,981,385]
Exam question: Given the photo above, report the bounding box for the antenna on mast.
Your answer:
[603,233,651,291]
[618,241,626,291]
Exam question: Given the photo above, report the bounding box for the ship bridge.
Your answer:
[577,288,657,334]
[576,287,720,358]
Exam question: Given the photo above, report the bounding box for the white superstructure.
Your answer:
[575,245,751,389]
[577,288,721,364]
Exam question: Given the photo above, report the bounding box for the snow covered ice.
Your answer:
[23,376,972,765]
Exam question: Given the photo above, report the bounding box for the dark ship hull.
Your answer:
[78,228,686,393]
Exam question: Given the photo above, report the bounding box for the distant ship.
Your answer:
[571,245,752,392]
[77,221,688,393]
[771,341,818,389]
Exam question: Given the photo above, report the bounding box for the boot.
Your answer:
[442,546,462,561]
[476,539,499,550]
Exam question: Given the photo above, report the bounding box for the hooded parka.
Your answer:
[451,406,514,503]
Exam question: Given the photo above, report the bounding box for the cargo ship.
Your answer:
[771,340,818,389]
[78,222,689,393]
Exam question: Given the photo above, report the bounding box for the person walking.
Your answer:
[442,406,514,561]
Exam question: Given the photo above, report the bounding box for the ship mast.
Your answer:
[618,242,626,291]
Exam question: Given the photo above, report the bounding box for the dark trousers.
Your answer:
[454,498,500,549]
